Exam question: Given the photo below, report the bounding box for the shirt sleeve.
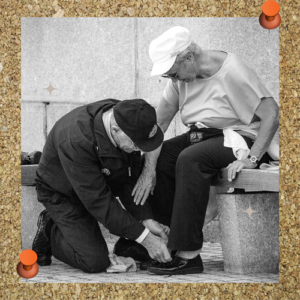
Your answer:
[225,57,273,125]
[135,228,150,243]
[57,139,145,241]
[162,79,180,109]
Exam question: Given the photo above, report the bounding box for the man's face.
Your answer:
[113,129,140,153]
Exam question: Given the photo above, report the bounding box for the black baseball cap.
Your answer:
[113,99,164,152]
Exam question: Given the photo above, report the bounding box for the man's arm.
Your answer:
[141,232,171,263]
[227,97,279,181]
[57,140,146,240]
[132,96,179,205]
[58,140,171,263]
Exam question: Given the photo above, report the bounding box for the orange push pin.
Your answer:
[259,0,281,29]
[17,249,39,279]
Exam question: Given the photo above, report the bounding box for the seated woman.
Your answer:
[132,26,279,275]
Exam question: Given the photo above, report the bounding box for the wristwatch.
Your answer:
[247,155,259,164]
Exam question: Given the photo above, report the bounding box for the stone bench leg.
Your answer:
[217,192,279,274]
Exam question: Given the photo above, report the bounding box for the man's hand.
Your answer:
[226,159,257,182]
[142,219,170,243]
[132,168,157,205]
[141,232,171,263]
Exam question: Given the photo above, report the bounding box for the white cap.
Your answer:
[149,26,192,76]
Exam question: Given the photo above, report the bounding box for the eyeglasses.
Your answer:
[131,140,139,151]
[161,69,179,81]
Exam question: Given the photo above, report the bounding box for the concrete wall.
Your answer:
[21,17,279,151]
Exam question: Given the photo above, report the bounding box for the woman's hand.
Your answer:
[226,159,257,182]
[132,168,157,205]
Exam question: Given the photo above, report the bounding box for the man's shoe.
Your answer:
[113,237,151,262]
[147,255,204,275]
[32,210,54,266]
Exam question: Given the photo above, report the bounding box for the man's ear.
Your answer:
[186,51,194,63]
[111,125,121,134]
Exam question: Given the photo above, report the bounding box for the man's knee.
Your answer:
[79,254,110,273]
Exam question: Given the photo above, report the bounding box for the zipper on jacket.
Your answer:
[128,167,131,177]
[95,145,103,165]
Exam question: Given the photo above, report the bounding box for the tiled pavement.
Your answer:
[23,240,278,283]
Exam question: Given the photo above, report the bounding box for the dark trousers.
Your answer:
[149,132,265,251]
[36,170,151,273]
[36,187,111,273]
[36,153,154,273]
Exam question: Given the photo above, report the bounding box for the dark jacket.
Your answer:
[36,99,154,240]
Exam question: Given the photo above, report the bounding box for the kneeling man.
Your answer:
[32,99,171,273]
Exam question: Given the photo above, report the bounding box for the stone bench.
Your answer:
[211,168,279,274]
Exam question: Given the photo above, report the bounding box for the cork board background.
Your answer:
[0,0,299,299]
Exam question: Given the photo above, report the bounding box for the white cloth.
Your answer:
[223,129,250,160]
[192,121,279,161]
[106,253,137,273]
[223,122,279,160]
[259,161,279,172]
[192,122,249,160]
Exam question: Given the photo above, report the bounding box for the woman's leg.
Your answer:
[147,133,190,226]
[167,135,241,251]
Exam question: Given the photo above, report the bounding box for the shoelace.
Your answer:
[149,259,161,266]
[159,256,181,267]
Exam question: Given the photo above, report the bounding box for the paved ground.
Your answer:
[23,227,278,283]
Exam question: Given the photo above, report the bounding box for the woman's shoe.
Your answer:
[147,254,204,275]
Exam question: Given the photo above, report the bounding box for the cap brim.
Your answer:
[150,55,177,76]
[134,126,164,152]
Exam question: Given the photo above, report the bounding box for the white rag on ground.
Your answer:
[106,253,137,273]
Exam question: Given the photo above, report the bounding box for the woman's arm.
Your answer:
[140,96,179,174]
[247,97,279,160]
[132,97,179,205]
[157,96,180,133]
[227,97,279,181]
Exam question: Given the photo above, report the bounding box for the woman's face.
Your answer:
[164,59,196,83]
